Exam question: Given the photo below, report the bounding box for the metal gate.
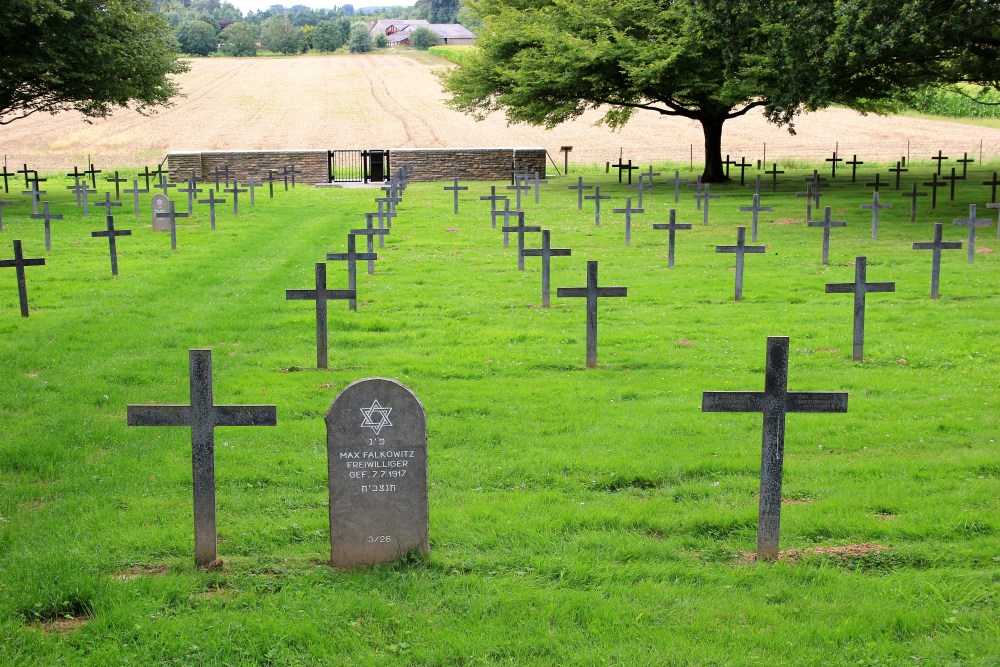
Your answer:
[328,149,390,183]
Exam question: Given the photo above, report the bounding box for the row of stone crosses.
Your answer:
[0,160,305,316]
[121,164,839,567]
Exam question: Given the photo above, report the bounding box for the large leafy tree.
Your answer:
[260,15,305,54]
[443,0,1000,181]
[0,0,186,126]
[177,20,219,56]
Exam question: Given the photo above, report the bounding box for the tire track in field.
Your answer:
[360,57,447,147]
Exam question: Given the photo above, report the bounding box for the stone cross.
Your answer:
[91,213,132,276]
[93,191,122,225]
[244,174,259,206]
[152,164,170,183]
[694,184,720,226]
[723,155,738,178]
[584,185,611,227]
[826,151,843,177]
[864,173,885,193]
[492,203,520,247]
[912,223,962,299]
[702,336,848,561]
[888,161,908,189]
[612,196,644,245]
[479,186,506,213]
[764,163,784,191]
[137,166,155,191]
[522,229,571,307]
[213,164,230,189]
[556,260,627,368]
[825,256,896,361]
[664,171,687,203]
[860,191,891,239]
[1,239,45,317]
[22,180,45,215]
[732,157,752,186]
[955,152,974,178]
[325,378,428,568]
[643,165,661,189]
[351,217,388,274]
[197,189,226,230]
[127,349,277,567]
[900,183,926,222]
[807,206,846,265]
[715,226,765,302]
[285,263,357,368]
[0,165,15,193]
[124,180,148,216]
[922,173,945,209]
[627,174,649,209]
[30,201,63,252]
[286,163,302,188]
[0,199,11,231]
[155,200,189,250]
[613,158,638,184]
[327,233,377,311]
[982,172,1000,203]
[178,178,203,215]
[739,193,773,242]
[224,181,248,215]
[66,177,84,207]
[952,204,992,262]
[941,167,961,201]
[506,176,530,210]
[651,209,691,268]
[567,176,593,210]
[106,170,128,200]
[690,175,704,209]
[366,212,386,249]
[264,169,277,198]
[372,199,393,232]
[930,149,948,175]
[501,213,542,270]
[155,176,176,197]
[844,154,864,182]
[78,182,93,216]
[444,178,468,214]
[747,174,763,197]
[83,162,102,188]
[16,163,34,190]
[529,171,546,204]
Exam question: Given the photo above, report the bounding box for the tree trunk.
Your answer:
[699,116,729,183]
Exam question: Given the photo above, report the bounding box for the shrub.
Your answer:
[410,27,441,50]
[348,23,373,53]
[220,22,258,57]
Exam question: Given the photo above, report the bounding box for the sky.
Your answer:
[224,0,415,11]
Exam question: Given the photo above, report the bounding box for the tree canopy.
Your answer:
[0,0,186,126]
[442,0,1000,181]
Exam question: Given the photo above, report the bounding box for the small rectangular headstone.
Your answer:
[151,194,171,231]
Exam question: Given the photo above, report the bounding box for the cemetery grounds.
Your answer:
[0,154,997,665]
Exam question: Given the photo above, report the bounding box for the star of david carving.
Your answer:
[360,399,393,435]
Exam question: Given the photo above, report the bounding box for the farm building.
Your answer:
[369,19,477,46]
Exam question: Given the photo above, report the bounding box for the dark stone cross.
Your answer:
[91,213,132,276]
[213,164,230,189]
[695,184,720,226]
[900,183,927,222]
[567,176,593,210]
[556,260,627,368]
[912,223,962,299]
[690,175,704,209]
[155,176,176,197]
[930,149,949,175]
[825,256,896,361]
[492,202,520,247]
[83,162,102,188]
[888,161,908,190]
[155,200,189,251]
[126,348,277,567]
[351,216,388,274]
[733,157,752,186]
[522,229,571,307]
[982,172,1000,203]
[825,151,843,177]
[922,173,945,209]
[613,158,639,184]
[105,170,128,200]
[16,163,34,190]
[643,165,661,189]
[501,213,542,270]
[124,180,149,216]
[444,178,468,214]
[584,185,611,227]
[612,196,644,246]
[722,155,738,178]
[941,167,961,201]
[665,171,688,203]
[264,169,277,198]
[479,186,506,213]
[807,206,847,265]
[952,203,992,262]
[224,181,248,215]
[715,226,765,301]
[30,201,63,251]
[66,165,84,186]
[66,177,84,207]
[178,178,203,215]
[327,233,376,311]
[93,191,123,232]
[765,163,784,191]
[0,239,46,317]
[197,189,226,230]
[701,336,848,561]
[860,191,891,239]
[651,209,692,268]
[955,152,974,178]
[864,172,885,193]
[285,263,356,369]
[845,154,864,182]
[22,180,45,215]
[137,166,155,191]
[739,193,773,242]
[506,176,530,210]
[0,165,15,193]
[286,164,302,188]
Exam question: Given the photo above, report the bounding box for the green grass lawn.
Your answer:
[0,162,997,665]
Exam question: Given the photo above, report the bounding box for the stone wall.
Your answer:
[166,147,547,184]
